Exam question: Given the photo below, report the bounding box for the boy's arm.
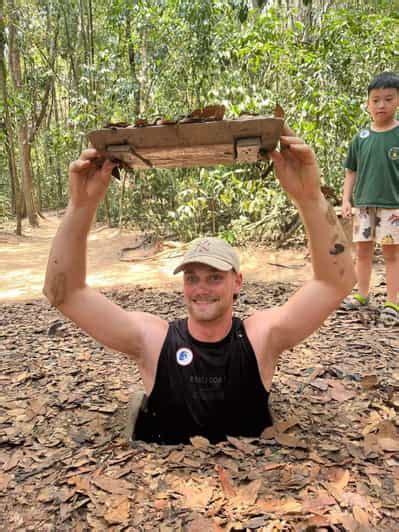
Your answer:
[245,128,356,371]
[43,150,167,360]
[341,169,357,218]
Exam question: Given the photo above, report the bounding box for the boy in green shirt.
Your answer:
[342,71,399,324]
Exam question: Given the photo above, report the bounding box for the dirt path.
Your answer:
[0,213,314,303]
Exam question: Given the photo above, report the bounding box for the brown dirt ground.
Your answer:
[0,213,315,303]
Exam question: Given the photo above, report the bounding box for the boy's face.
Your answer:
[367,87,399,126]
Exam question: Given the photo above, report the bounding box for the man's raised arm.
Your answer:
[43,150,166,360]
[247,127,356,359]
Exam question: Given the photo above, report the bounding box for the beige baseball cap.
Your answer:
[173,237,240,274]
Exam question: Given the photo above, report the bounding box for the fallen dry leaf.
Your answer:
[352,505,370,527]
[377,437,399,452]
[114,390,129,402]
[273,417,299,433]
[376,420,398,439]
[327,468,350,492]
[328,381,356,402]
[302,492,336,513]
[340,492,370,509]
[363,433,381,455]
[103,496,130,524]
[0,472,13,491]
[233,479,262,506]
[261,425,276,439]
[275,432,307,449]
[190,435,210,449]
[3,450,20,471]
[92,475,132,495]
[273,103,285,119]
[175,480,214,509]
[263,463,285,472]
[361,374,378,389]
[215,464,236,497]
[258,497,302,513]
[68,475,90,494]
[190,104,225,121]
[226,436,257,454]
[186,514,220,532]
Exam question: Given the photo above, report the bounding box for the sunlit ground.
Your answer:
[0,213,365,304]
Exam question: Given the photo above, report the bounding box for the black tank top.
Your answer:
[134,317,272,444]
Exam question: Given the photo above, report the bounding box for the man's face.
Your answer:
[367,88,399,126]
[183,263,242,322]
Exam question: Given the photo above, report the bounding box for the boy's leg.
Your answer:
[355,241,375,298]
[342,208,375,309]
[352,207,375,299]
[382,244,399,304]
[377,208,399,304]
[376,209,399,324]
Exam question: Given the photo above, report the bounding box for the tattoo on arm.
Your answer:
[329,231,346,256]
[329,243,345,255]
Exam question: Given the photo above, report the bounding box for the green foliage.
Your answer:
[1,0,398,242]
[99,163,297,244]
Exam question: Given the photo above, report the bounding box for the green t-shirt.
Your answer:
[345,125,399,208]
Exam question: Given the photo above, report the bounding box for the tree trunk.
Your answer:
[15,188,23,235]
[0,1,18,214]
[104,193,111,227]
[118,171,128,229]
[79,0,89,102]
[126,8,141,116]
[52,84,63,208]
[60,3,80,92]
[19,127,38,225]
[301,0,313,40]
[7,0,39,226]
[88,0,96,103]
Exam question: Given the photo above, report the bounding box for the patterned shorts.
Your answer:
[353,207,399,245]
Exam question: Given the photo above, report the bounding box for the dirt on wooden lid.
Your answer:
[87,104,285,170]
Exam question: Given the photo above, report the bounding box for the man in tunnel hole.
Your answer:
[44,125,355,444]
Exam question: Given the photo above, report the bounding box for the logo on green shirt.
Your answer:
[388,147,399,161]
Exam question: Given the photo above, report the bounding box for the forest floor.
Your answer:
[1,214,398,531]
[0,213,312,303]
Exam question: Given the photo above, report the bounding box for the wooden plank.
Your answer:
[87,117,283,169]
[236,137,262,163]
[106,143,235,168]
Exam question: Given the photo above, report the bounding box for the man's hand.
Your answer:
[268,124,321,204]
[69,149,117,210]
